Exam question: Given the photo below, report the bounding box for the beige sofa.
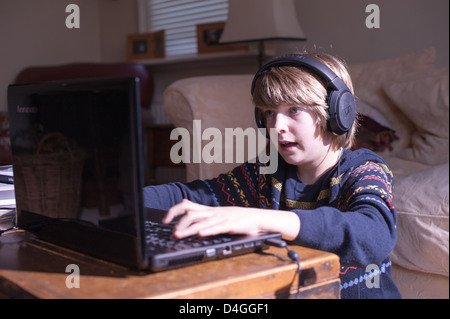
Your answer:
[163,48,449,299]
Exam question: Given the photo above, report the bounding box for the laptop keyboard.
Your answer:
[144,220,233,252]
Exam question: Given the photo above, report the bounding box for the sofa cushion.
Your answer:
[391,163,449,277]
[349,47,436,93]
[384,69,449,165]
[354,97,398,152]
[349,48,436,154]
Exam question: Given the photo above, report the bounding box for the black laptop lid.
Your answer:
[7,76,148,269]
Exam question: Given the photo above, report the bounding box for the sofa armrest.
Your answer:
[163,74,257,181]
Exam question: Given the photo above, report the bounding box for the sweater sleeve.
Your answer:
[143,161,262,210]
[292,161,397,267]
[143,179,219,211]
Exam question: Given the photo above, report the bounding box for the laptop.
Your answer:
[7,77,280,271]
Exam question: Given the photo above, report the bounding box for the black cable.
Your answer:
[337,132,350,189]
[286,247,301,299]
[265,238,302,299]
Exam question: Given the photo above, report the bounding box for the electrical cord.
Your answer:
[266,238,302,299]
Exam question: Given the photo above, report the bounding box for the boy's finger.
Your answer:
[163,200,188,223]
[163,199,199,224]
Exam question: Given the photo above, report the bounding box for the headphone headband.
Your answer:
[251,54,347,94]
[251,54,356,136]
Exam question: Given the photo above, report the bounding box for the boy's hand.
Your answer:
[162,199,300,241]
[163,199,262,239]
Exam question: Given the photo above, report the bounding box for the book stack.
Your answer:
[0,165,15,222]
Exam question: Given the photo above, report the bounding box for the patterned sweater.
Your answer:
[143,148,401,299]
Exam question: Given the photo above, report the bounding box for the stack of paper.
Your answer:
[0,165,15,222]
[0,165,13,184]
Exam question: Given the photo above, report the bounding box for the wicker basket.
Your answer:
[14,133,86,219]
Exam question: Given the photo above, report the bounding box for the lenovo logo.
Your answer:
[17,105,38,113]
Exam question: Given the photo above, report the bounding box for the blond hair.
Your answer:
[252,52,358,151]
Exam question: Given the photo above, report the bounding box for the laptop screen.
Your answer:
[7,77,148,269]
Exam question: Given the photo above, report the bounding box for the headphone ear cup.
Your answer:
[327,90,356,135]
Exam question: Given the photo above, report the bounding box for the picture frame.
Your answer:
[196,22,247,54]
[127,31,165,61]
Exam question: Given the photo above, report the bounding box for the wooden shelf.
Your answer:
[137,50,258,66]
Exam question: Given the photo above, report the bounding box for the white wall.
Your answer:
[96,0,449,66]
[294,0,449,66]
[1,0,448,113]
[96,0,449,123]
[98,0,139,62]
[0,0,102,112]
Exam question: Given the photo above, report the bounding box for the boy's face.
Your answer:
[260,103,332,169]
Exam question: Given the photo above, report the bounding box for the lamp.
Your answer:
[219,0,306,66]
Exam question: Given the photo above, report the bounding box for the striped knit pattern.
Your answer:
[202,149,400,298]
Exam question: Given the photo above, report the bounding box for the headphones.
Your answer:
[251,54,356,136]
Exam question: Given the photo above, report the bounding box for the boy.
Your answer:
[144,52,401,299]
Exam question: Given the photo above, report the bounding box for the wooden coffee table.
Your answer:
[0,222,340,299]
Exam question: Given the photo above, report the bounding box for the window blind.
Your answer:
[142,0,229,56]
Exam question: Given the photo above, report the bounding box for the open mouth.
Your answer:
[279,141,298,149]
